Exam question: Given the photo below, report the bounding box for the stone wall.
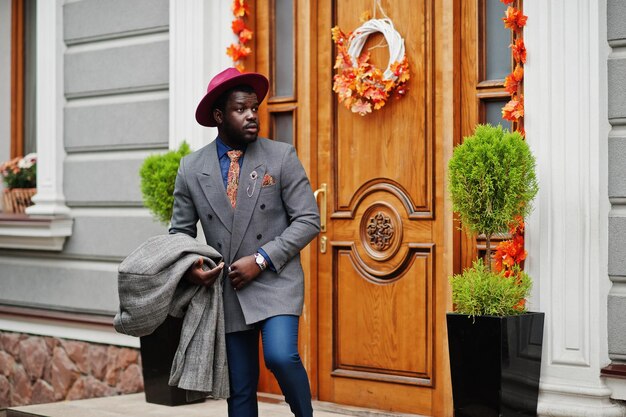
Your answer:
[0,331,143,407]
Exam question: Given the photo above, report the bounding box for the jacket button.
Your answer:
[256,234,262,240]
[217,243,222,248]
[260,204,266,210]
[208,214,213,220]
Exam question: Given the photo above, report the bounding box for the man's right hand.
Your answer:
[183,258,224,287]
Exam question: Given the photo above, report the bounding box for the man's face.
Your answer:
[215,90,260,148]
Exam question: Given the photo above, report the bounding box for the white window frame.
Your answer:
[0,0,73,251]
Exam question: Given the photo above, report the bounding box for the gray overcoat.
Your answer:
[113,233,229,399]
[169,138,321,333]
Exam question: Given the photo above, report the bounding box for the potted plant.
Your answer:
[140,142,191,225]
[447,124,542,417]
[137,142,200,406]
[0,153,37,214]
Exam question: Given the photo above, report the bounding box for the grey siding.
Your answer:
[65,98,169,152]
[0,0,169,316]
[609,295,626,360]
[64,152,149,206]
[608,0,626,42]
[64,41,169,98]
[62,215,166,260]
[609,136,626,197]
[607,0,626,361]
[0,256,120,315]
[64,0,168,45]
[608,59,626,121]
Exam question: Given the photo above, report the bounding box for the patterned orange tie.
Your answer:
[226,150,243,208]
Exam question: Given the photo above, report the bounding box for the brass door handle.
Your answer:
[313,183,327,233]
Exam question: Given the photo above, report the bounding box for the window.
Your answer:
[459,0,523,268]
[475,0,516,131]
[10,0,36,159]
[255,0,297,148]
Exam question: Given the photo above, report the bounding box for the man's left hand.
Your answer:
[228,255,262,291]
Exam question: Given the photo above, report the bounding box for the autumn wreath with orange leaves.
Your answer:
[331,12,410,116]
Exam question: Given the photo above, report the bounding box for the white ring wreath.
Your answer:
[332,17,410,115]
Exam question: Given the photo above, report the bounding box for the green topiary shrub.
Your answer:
[448,124,538,266]
[450,259,531,317]
[447,124,538,316]
[140,142,191,225]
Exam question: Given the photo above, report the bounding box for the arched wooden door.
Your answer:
[314,0,455,415]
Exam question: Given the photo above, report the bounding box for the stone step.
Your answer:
[4,393,427,417]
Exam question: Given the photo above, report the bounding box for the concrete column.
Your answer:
[525,0,624,415]
[26,0,70,217]
[169,0,234,151]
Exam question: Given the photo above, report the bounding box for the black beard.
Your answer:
[220,122,257,148]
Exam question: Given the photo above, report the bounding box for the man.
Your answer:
[169,67,320,417]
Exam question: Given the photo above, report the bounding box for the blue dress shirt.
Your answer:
[215,138,275,271]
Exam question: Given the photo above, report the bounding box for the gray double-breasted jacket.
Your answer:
[169,138,321,333]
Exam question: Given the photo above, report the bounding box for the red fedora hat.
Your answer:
[195,67,269,127]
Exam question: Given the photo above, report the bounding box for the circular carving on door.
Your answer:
[366,212,394,251]
[360,203,403,261]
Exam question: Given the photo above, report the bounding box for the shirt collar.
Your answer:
[215,137,230,159]
[216,137,246,159]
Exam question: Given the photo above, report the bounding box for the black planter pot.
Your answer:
[139,315,205,406]
[447,312,544,417]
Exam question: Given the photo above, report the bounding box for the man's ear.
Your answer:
[213,108,223,125]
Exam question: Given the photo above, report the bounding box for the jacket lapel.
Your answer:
[229,140,265,261]
[195,141,234,233]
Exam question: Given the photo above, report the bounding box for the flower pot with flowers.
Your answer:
[446,124,542,417]
[0,153,37,214]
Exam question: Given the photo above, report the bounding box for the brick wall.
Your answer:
[0,331,143,407]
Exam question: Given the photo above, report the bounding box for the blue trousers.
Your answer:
[225,315,313,417]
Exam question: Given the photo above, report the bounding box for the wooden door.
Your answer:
[315,0,455,415]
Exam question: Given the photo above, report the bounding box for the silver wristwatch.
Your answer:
[254,252,267,271]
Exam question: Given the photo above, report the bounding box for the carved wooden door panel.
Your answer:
[315,0,452,415]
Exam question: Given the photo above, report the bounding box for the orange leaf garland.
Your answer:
[503,6,528,31]
[497,0,528,296]
[511,38,527,64]
[502,95,524,121]
[226,43,251,62]
[504,64,524,95]
[501,4,526,132]
[504,74,519,95]
[231,18,246,34]
[514,298,527,311]
[232,0,249,17]
[227,0,253,70]
[239,28,253,43]
[509,215,525,235]
[494,234,527,273]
